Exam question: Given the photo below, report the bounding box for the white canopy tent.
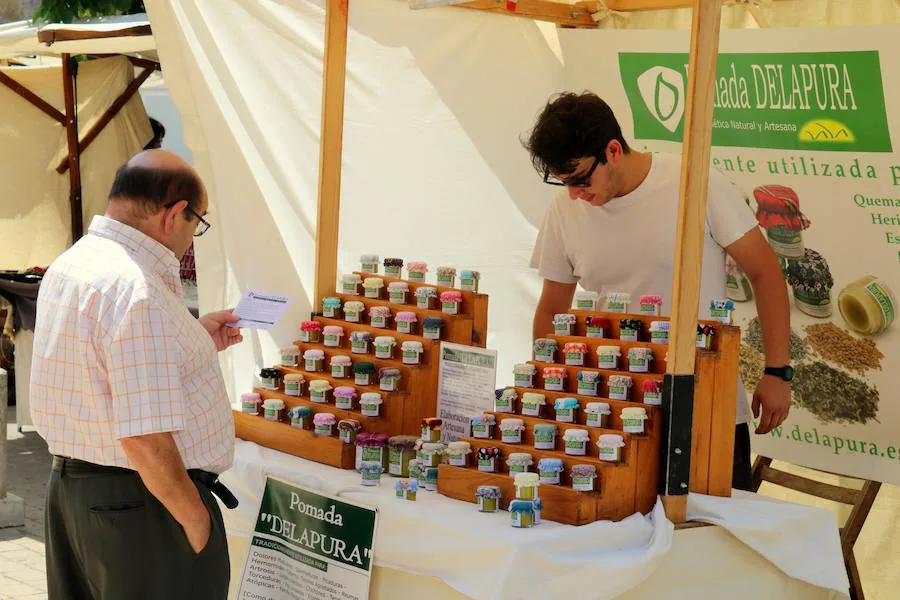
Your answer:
[142,0,900,597]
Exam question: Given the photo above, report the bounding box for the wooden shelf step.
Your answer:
[529,361,662,403]
[234,411,356,469]
[334,293,474,345]
[545,334,669,374]
[313,316,437,365]
[436,464,601,526]
[507,386,661,430]
[253,388,403,435]
[286,344,420,390]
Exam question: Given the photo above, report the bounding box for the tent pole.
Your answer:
[660,0,723,523]
[62,54,84,244]
[313,0,350,306]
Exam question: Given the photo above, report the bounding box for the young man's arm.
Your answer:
[726,227,792,434]
[533,279,578,341]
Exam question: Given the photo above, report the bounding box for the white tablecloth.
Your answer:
[222,440,848,600]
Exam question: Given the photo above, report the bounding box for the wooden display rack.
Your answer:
[438,310,741,525]
[234,266,490,468]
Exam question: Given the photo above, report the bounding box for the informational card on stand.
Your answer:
[437,342,498,442]
[236,477,378,600]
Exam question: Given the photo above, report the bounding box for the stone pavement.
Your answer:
[1,406,51,600]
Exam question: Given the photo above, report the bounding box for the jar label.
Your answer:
[339,430,351,443]
[545,377,561,386]
[478,458,494,471]
[347,312,360,322]
[336,398,352,409]
[372,317,386,327]
[565,352,583,364]
[620,330,638,342]
[578,383,598,395]
[502,431,520,442]
[586,327,604,338]
[651,331,669,344]
[609,385,626,398]
[385,267,401,275]
[598,358,616,369]
[539,471,560,484]
[315,425,330,434]
[644,391,662,406]
[514,375,532,387]
[342,284,356,294]
[311,391,325,402]
[534,430,554,443]
[587,413,601,425]
[554,325,570,335]
[390,292,404,303]
[866,279,896,327]
[639,303,660,316]
[509,464,525,473]
[535,351,552,362]
[623,418,645,433]
[397,323,411,333]
[449,455,466,466]
[472,423,487,435]
[576,299,595,310]
[599,446,617,459]
[362,447,381,462]
[607,301,626,313]
[557,408,572,418]
[362,404,379,416]
[565,440,584,449]
[361,470,380,481]
[572,476,593,491]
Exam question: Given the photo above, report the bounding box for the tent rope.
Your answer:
[590,0,629,24]
[724,0,774,28]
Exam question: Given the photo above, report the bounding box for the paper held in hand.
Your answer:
[229,289,292,330]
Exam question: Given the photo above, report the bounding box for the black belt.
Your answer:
[52,456,239,509]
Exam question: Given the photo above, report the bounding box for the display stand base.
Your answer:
[234,411,356,469]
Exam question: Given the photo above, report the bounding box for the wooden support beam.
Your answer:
[0,69,65,125]
[62,54,84,244]
[457,0,597,28]
[37,24,152,45]
[660,0,723,524]
[56,66,154,174]
[313,0,350,306]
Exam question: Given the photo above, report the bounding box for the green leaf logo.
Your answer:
[637,66,685,133]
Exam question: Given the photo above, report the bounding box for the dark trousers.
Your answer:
[45,457,230,600]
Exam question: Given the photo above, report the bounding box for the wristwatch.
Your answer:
[763,365,794,382]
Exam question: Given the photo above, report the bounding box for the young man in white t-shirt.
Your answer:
[526,92,791,490]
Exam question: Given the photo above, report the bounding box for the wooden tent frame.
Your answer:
[312,0,726,524]
[0,26,158,245]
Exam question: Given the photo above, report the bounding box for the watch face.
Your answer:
[783,366,795,382]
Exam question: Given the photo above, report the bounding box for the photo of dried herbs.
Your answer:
[792,361,880,424]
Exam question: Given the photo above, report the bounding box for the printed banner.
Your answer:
[236,477,378,600]
[562,26,900,484]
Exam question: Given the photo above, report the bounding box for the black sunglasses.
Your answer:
[165,201,211,237]
[543,155,603,188]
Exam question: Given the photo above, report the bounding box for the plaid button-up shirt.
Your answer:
[30,216,234,473]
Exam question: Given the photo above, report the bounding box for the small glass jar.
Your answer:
[446,441,472,467]
[514,473,540,501]
[436,266,457,288]
[553,313,576,336]
[585,316,610,339]
[606,292,630,313]
[513,363,536,388]
[554,397,579,423]
[542,367,567,392]
[283,374,305,397]
[290,406,313,430]
[422,316,443,340]
[406,262,428,283]
[350,331,372,354]
[341,274,362,296]
[628,347,653,373]
[337,419,361,443]
[402,341,424,365]
[563,429,589,456]
[373,336,397,360]
[395,311,418,334]
[241,392,261,415]
[331,355,353,378]
[440,291,462,315]
[643,380,663,406]
[571,465,597,492]
[598,434,625,463]
[360,254,379,274]
[303,350,325,372]
[322,296,342,319]
[470,414,496,439]
[416,287,438,310]
[649,321,670,345]
[507,452,533,474]
[360,393,383,417]
[313,413,336,436]
[354,362,377,386]
[280,346,301,367]
[585,402,611,428]
[499,419,524,444]
[363,277,385,300]
[459,270,480,292]
[576,371,601,396]
[621,406,648,434]
[520,392,546,417]
[383,258,404,277]
[638,294,663,316]
[537,458,564,485]
[533,424,557,450]
[495,388,517,413]
[299,321,322,343]
[388,436,418,477]
[322,325,345,348]
[308,380,332,404]
[344,301,365,324]
[533,338,557,363]
[476,485,501,512]
[476,448,501,473]
[607,375,633,401]
[388,282,409,305]
[333,386,357,410]
[379,368,401,392]
[574,290,599,311]
[420,418,442,442]
[369,306,392,329]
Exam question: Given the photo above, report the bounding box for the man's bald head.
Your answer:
[108,150,206,218]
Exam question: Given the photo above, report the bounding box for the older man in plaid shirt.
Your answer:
[31,150,242,599]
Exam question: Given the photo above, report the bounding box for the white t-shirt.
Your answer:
[530,152,758,424]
